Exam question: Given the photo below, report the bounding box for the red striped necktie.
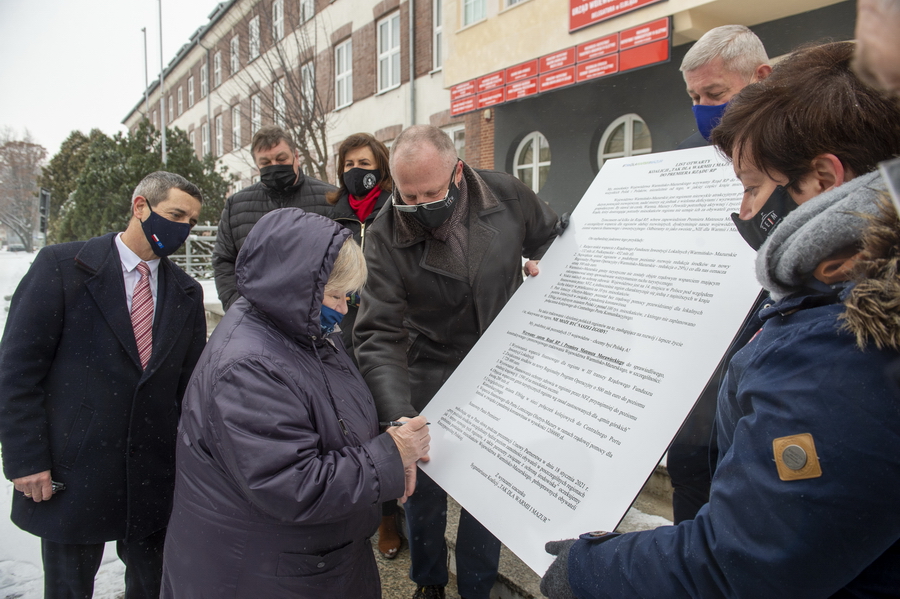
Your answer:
[131,262,153,370]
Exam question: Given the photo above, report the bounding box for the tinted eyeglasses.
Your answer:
[392,162,459,212]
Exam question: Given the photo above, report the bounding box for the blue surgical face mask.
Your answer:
[141,203,192,257]
[320,304,344,335]
[692,102,729,141]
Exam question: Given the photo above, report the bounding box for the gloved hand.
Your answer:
[555,212,571,236]
[540,539,577,599]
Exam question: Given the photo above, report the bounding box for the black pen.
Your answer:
[380,421,431,427]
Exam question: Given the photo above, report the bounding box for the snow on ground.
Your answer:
[0,251,125,599]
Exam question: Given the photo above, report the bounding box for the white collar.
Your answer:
[115,233,160,275]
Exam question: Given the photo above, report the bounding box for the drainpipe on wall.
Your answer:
[409,0,416,126]
[198,40,212,158]
[158,0,167,164]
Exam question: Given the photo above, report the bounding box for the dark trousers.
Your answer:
[405,470,501,599]
[41,528,166,599]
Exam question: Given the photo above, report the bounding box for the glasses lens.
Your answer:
[392,188,417,212]
[392,190,450,211]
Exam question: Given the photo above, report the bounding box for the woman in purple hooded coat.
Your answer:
[160,208,430,598]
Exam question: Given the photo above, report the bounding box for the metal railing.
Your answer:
[171,225,217,280]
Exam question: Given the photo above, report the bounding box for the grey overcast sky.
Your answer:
[0,0,221,156]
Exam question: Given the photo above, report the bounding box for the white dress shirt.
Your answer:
[115,233,160,323]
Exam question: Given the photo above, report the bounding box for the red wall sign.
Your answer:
[450,80,476,101]
[570,0,667,32]
[478,71,505,92]
[506,60,539,83]
[506,78,538,100]
[540,48,576,73]
[450,96,477,116]
[449,17,670,114]
[539,66,576,92]
[576,54,619,82]
[478,88,506,108]
[577,34,618,62]
[619,38,669,72]
[619,17,669,50]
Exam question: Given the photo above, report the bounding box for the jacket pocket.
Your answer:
[275,540,355,577]
[58,404,94,468]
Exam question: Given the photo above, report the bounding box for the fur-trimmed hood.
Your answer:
[841,195,900,351]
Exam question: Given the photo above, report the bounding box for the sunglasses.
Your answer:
[392,162,459,212]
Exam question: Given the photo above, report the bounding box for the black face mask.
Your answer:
[260,164,297,195]
[731,185,799,250]
[343,168,382,197]
[141,203,192,257]
[394,164,460,230]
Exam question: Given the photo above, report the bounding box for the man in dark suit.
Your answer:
[0,171,208,599]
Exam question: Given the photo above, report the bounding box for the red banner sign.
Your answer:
[478,88,505,108]
[540,48,576,73]
[619,17,669,50]
[539,66,576,92]
[478,71,505,92]
[450,80,476,101]
[506,60,539,83]
[505,78,538,100]
[450,95,477,116]
[577,34,618,62]
[619,38,669,72]
[570,0,667,32]
[576,55,619,82]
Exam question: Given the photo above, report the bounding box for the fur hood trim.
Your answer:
[840,196,900,351]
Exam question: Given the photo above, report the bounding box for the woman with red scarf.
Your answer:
[326,132,401,559]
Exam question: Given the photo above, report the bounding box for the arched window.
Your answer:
[598,114,652,167]
[514,131,551,192]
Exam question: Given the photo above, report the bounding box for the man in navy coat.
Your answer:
[0,171,207,598]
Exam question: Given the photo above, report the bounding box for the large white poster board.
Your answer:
[419,146,762,574]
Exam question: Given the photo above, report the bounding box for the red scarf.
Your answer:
[348,187,381,222]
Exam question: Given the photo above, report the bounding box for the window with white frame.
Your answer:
[188,77,195,106]
[377,12,401,92]
[272,0,284,40]
[597,113,652,167]
[168,95,173,123]
[177,86,183,115]
[214,52,222,87]
[249,16,260,61]
[301,62,315,116]
[215,115,224,157]
[514,131,551,192]
[232,105,241,150]
[152,110,158,128]
[273,78,286,128]
[335,39,352,109]
[505,0,525,6]
[463,0,485,26]
[433,0,443,70]
[200,63,208,98]
[251,94,262,135]
[230,36,240,74]
[300,0,314,23]
[444,124,465,161]
[189,130,196,155]
[201,122,210,156]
